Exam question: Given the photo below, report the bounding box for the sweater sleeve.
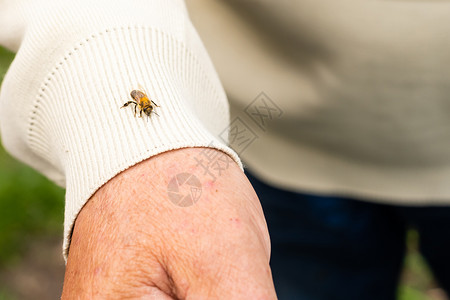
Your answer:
[0,0,241,260]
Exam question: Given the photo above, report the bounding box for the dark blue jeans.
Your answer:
[246,171,450,300]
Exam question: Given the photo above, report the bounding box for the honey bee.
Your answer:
[121,86,160,118]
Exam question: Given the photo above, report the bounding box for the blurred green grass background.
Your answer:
[0,46,64,299]
[0,46,446,300]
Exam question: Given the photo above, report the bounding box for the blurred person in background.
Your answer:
[187,1,450,299]
[1,0,450,299]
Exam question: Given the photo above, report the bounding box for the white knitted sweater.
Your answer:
[0,0,241,258]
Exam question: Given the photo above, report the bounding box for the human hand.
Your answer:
[61,148,277,299]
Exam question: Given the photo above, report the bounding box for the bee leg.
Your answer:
[121,101,136,108]
[151,100,160,107]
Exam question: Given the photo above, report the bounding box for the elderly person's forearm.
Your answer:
[62,148,277,299]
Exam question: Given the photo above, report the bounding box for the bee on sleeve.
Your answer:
[121,85,160,118]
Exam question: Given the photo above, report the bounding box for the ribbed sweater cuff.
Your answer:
[17,27,241,259]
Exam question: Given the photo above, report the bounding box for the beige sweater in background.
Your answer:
[187,0,450,204]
